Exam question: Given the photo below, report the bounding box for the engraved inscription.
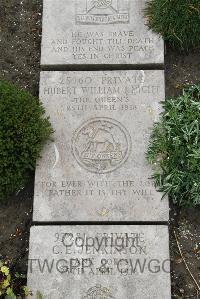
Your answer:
[72,118,131,173]
[76,0,130,24]
[36,179,156,201]
[51,32,155,61]
[82,284,115,299]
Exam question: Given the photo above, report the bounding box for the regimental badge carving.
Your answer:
[76,0,130,25]
[72,117,131,174]
[93,0,112,9]
[82,285,115,299]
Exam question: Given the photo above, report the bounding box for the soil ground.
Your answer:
[0,0,41,275]
[0,0,199,298]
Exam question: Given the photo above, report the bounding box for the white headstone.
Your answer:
[33,70,168,222]
[27,225,171,298]
[41,0,164,68]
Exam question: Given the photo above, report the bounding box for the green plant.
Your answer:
[144,0,200,49]
[147,84,200,207]
[0,259,30,298]
[0,80,53,201]
[36,291,44,299]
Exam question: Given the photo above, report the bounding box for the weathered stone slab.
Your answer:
[41,0,164,68]
[33,70,168,222]
[27,225,171,299]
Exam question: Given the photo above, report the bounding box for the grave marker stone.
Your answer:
[28,225,171,298]
[33,70,169,222]
[41,0,164,68]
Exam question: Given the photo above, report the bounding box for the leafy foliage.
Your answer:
[147,84,200,206]
[0,258,30,298]
[0,80,53,201]
[144,0,200,49]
